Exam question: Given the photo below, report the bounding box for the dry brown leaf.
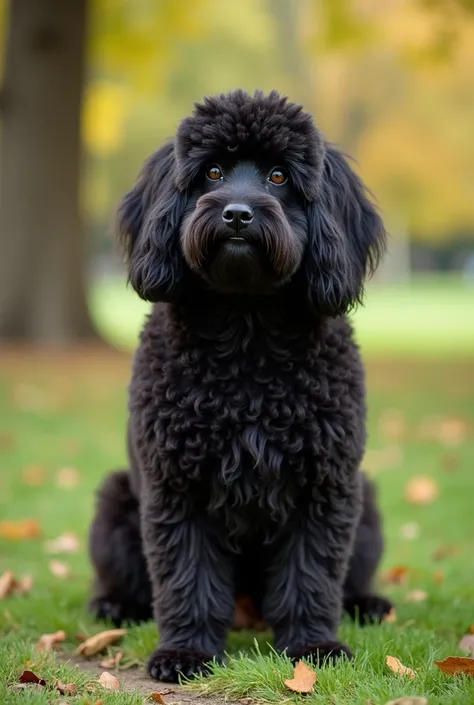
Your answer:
[434,570,445,584]
[48,560,71,579]
[18,670,47,686]
[0,519,41,540]
[55,679,78,696]
[432,545,459,562]
[435,656,474,676]
[404,476,439,505]
[0,570,33,598]
[0,570,16,598]
[77,629,127,656]
[284,660,317,693]
[458,635,474,656]
[382,607,397,624]
[36,630,67,653]
[383,565,409,585]
[100,651,123,668]
[471,625,474,634]
[384,698,428,705]
[44,532,80,554]
[56,466,80,489]
[98,671,120,690]
[439,417,469,446]
[22,465,47,486]
[150,692,168,704]
[405,589,427,603]
[385,655,416,679]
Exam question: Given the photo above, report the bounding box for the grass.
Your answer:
[1,276,474,704]
[90,273,474,356]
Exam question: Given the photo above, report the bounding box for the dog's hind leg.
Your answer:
[88,470,153,626]
[343,474,393,625]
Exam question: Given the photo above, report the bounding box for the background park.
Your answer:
[0,1,474,704]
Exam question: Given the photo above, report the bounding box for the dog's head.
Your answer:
[118,89,385,314]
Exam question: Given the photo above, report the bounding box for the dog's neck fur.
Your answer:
[168,288,329,362]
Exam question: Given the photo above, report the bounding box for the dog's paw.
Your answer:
[344,594,394,625]
[147,647,215,682]
[89,596,152,627]
[287,641,353,665]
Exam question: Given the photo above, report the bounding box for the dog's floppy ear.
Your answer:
[304,143,386,315]
[117,141,187,302]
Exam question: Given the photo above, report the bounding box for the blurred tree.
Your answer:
[0,0,96,343]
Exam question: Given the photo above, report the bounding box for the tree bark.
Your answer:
[0,0,100,343]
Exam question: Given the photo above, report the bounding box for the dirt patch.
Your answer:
[63,654,234,704]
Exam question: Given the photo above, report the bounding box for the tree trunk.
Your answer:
[0,0,100,343]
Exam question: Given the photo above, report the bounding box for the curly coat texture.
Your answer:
[89,90,393,682]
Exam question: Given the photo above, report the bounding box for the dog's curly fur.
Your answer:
[88,89,393,682]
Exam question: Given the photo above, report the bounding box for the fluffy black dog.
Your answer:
[89,89,393,682]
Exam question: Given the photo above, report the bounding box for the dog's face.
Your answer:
[118,90,386,314]
[180,157,307,295]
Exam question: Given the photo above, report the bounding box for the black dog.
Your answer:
[89,90,393,682]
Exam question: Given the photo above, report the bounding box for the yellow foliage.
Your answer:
[82,82,128,156]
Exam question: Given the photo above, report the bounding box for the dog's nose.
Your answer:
[222,204,254,231]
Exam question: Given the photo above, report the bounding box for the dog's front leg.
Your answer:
[263,474,361,665]
[141,488,235,682]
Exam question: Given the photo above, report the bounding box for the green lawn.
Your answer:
[1,278,474,704]
[90,274,474,356]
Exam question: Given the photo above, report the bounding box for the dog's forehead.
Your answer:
[174,90,326,201]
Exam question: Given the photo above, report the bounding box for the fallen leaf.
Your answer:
[404,476,439,506]
[98,671,120,690]
[471,625,474,634]
[439,417,469,446]
[44,532,80,554]
[100,651,123,668]
[405,589,427,603]
[48,560,71,579]
[56,466,80,489]
[458,635,474,656]
[383,565,409,585]
[238,699,254,705]
[284,660,317,693]
[434,570,445,584]
[379,408,407,441]
[0,519,41,540]
[435,656,474,676]
[55,679,78,696]
[150,692,168,704]
[36,630,67,653]
[18,669,47,686]
[432,545,459,561]
[0,570,17,598]
[384,698,428,705]
[385,655,416,679]
[0,570,33,598]
[400,522,420,540]
[77,629,127,656]
[383,607,397,623]
[22,464,47,486]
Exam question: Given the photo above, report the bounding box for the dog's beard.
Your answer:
[181,193,304,295]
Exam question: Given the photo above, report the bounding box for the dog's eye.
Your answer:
[206,165,223,181]
[268,168,288,185]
